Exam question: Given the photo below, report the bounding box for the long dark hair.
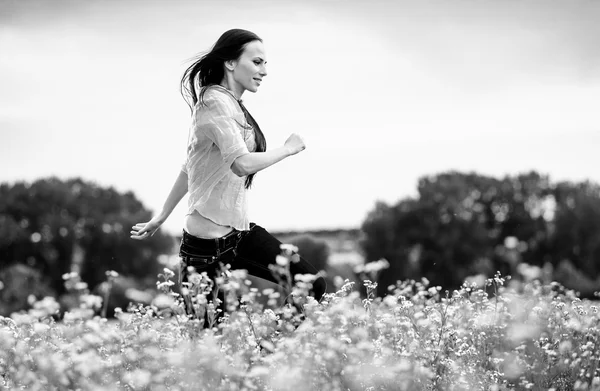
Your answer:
[180,29,267,189]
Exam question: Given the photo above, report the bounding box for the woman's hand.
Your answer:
[130,216,164,240]
[284,133,306,156]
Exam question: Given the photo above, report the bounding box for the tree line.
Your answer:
[1,171,599,315]
[361,171,600,296]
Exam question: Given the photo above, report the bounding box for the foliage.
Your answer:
[0,177,175,316]
[551,181,600,277]
[361,171,600,296]
[3,248,600,390]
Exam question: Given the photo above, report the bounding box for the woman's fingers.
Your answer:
[131,223,147,232]
[130,230,151,240]
[130,222,154,239]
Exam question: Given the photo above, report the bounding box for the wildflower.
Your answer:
[62,272,78,280]
[464,274,486,288]
[11,313,35,325]
[356,259,390,275]
[280,243,299,254]
[304,296,319,312]
[340,280,355,292]
[0,329,15,349]
[230,269,247,280]
[295,274,316,283]
[195,294,208,305]
[383,295,398,307]
[188,273,202,286]
[186,266,197,273]
[504,236,519,249]
[79,294,103,310]
[262,288,274,295]
[517,263,541,281]
[123,369,152,388]
[276,255,289,266]
[264,309,278,322]
[507,323,541,343]
[32,322,50,334]
[248,366,270,377]
[156,280,175,290]
[125,288,153,303]
[503,353,524,379]
[161,268,175,279]
[153,294,175,309]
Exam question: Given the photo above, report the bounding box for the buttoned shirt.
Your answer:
[181,85,256,231]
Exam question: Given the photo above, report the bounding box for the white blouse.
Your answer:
[181,85,256,231]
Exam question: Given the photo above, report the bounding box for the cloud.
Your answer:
[311,0,600,87]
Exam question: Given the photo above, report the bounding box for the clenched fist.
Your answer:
[284,133,306,156]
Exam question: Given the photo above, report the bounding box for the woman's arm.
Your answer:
[157,169,189,221]
[231,133,305,177]
[130,169,188,240]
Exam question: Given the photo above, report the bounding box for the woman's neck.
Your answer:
[220,79,244,100]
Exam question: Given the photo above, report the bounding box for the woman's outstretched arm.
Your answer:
[231,133,305,177]
[130,169,188,240]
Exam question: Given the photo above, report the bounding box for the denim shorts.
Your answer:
[178,227,246,286]
[178,223,326,302]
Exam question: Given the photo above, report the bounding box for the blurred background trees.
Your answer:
[2,170,600,316]
[0,177,174,316]
[361,171,600,297]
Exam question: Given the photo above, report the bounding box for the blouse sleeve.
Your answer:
[181,160,188,175]
[196,92,250,168]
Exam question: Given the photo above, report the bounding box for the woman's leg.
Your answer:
[233,224,327,301]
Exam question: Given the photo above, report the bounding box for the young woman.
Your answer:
[130,29,326,316]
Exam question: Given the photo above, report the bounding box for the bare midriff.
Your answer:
[183,210,235,239]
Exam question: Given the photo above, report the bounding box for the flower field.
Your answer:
[2,248,600,390]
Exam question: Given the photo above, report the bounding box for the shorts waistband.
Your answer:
[181,229,243,253]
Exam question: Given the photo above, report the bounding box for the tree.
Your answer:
[550,181,600,276]
[0,177,174,314]
[361,171,599,296]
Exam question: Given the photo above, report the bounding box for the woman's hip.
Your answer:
[183,210,236,239]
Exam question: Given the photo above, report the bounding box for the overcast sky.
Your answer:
[1,0,599,234]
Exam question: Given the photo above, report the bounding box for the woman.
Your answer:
[130,29,326,317]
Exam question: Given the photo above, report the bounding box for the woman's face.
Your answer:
[229,40,267,94]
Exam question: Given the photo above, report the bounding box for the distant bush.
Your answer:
[0,264,55,316]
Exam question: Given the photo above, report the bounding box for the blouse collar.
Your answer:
[213,84,243,104]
